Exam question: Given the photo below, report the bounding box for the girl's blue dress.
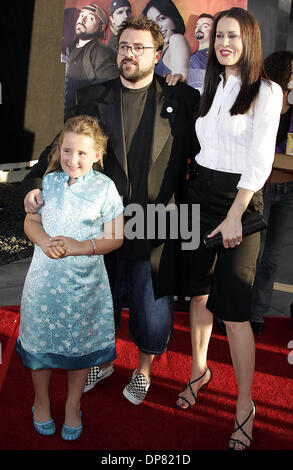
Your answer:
[16,169,123,370]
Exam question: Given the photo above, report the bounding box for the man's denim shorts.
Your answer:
[112,260,173,355]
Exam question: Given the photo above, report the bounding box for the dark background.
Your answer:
[0,1,35,163]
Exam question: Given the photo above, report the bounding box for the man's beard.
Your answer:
[75,24,101,40]
[109,19,119,35]
[195,31,204,40]
[118,59,154,83]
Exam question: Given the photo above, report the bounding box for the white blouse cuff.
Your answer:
[236,181,259,193]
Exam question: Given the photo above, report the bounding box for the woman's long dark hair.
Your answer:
[142,0,185,35]
[199,7,266,117]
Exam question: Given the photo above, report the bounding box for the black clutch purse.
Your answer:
[203,212,267,249]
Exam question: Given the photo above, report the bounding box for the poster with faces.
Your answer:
[62,0,247,91]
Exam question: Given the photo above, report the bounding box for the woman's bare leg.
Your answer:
[177,295,213,408]
[225,320,256,450]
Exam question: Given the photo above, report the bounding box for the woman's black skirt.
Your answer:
[179,163,263,322]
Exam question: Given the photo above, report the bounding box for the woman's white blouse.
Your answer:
[195,74,283,192]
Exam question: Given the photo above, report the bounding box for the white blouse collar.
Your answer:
[219,73,241,85]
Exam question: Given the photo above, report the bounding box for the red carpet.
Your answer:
[0,306,292,451]
[0,306,19,393]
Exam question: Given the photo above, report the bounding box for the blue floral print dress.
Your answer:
[16,169,123,370]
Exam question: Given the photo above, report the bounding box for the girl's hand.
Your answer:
[41,241,66,259]
[47,236,82,257]
[207,216,243,249]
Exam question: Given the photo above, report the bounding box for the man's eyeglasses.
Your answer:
[118,44,156,57]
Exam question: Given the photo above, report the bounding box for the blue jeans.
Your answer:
[250,181,293,321]
[112,260,173,355]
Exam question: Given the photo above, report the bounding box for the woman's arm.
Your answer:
[207,188,254,249]
[166,34,190,79]
[237,81,283,191]
[208,82,283,249]
[48,213,124,257]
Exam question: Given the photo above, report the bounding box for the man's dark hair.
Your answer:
[117,15,164,51]
[198,13,214,21]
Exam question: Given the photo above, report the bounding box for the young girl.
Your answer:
[16,115,124,440]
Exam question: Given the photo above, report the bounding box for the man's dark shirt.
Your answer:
[120,81,155,260]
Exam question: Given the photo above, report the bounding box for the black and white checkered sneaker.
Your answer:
[83,363,114,393]
[123,369,151,405]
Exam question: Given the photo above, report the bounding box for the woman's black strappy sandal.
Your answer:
[229,401,257,450]
[176,367,212,410]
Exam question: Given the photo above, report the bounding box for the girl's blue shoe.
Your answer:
[61,423,83,440]
[32,407,56,436]
[61,412,83,441]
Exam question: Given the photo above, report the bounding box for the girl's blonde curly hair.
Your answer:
[46,115,108,175]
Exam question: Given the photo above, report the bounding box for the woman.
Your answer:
[142,0,190,79]
[178,8,282,450]
[250,50,293,334]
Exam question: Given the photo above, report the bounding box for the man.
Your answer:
[64,2,119,119]
[22,16,200,405]
[188,13,214,91]
[108,0,132,52]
